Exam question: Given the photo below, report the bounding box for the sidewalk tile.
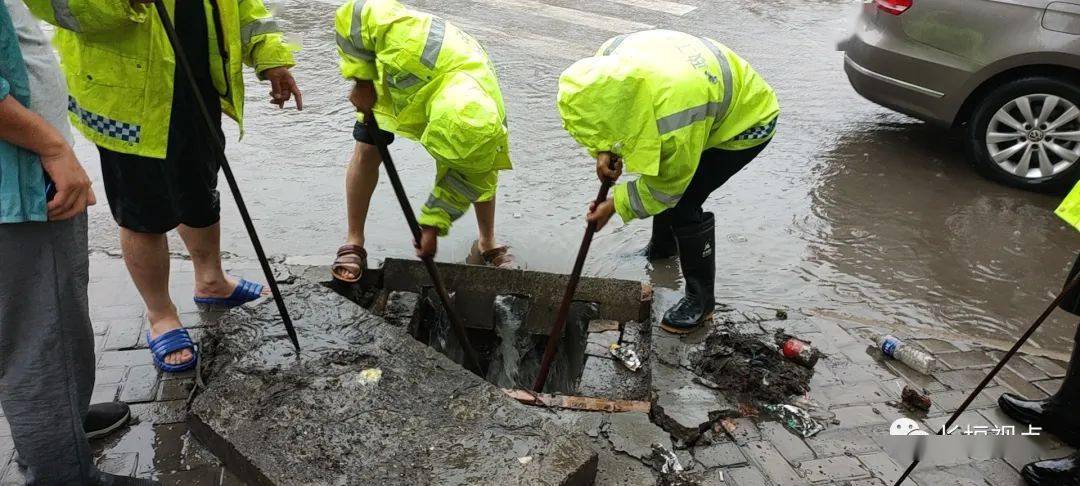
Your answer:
[798,455,869,483]
[740,441,803,486]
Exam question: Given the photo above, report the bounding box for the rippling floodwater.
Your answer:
[77,0,1079,354]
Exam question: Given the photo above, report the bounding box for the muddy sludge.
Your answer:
[688,329,815,405]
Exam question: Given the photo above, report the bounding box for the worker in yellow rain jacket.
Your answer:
[330,0,516,283]
[558,30,779,334]
[25,0,302,372]
[996,183,1080,485]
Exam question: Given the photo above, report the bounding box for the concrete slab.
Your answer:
[190,281,597,486]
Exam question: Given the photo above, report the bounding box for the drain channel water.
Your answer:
[413,289,597,395]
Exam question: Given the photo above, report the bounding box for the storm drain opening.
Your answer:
[333,258,654,401]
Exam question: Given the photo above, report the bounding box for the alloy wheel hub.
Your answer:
[986,93,1080,179]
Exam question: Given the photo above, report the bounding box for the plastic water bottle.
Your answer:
[875,334,937,375]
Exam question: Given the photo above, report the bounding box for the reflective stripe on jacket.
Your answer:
[24,0,296,159]
[557,30,779,223]
[1058,182,1080,232]
[334,0,511,235]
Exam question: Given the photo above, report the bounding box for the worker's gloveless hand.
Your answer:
[596,152,622,183]
[586,198,616,231]
[263,67,303,110]
[350,80,377,118]
[415,226,439,259]
[41,146,97,221]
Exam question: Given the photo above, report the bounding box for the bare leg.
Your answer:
[474,197,500,252]
[338,142,382,279]
[120,228,191,366]
[177,222,266,300]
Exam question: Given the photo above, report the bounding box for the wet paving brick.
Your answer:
[96,452,138,477]
[857,452,904,484]
[739,441,803,486]
[157,379,194,402]
[159,467,222,486]
[813,382,891,408]
[1034,378,1064,395]
[805,428,882,457]
[936,369,995,391]
[937,350,996,370]
[912,463,991,485]
[692,442,746,469]
[831,405,890,429]
[102,317,145,351]
[914,339,964,354]
[120,365,160,404]
[128,400,188,426]
[96,366,128,385]
[996,368,1049,400]
[1001,354,1050,382]
[1023,355,1067,379]
[799,455,870,483]
[724,466,768,486]
[972,459,1025,486]
[91,384,121,405]
[98,349,153,369]
[925,411,993,435]
[720,418,760,445]
[757,422,814,465]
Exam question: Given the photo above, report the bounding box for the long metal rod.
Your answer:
[894,266,1080,485]
[151,0,300,351]
[363,117,482,372]
[532,164,615,392]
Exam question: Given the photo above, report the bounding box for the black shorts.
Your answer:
[353,120,395,145]
[98,0,223,235]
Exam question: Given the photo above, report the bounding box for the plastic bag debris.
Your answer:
[518,456,533,465]
[651,445,701,486]
[764,403,825,438]
[609,343,642,372]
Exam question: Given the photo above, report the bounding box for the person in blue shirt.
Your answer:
[0,1,151,483]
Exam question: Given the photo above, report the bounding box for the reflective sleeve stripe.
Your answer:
[420,17,446,68]
[51,0,80,31]
[241,18,282,45]
[657,102,723,135]
[337,33,375,60]
[627,180,651,219]
[654,38,734,135]
[388,73,422,89]
[601,34,627,55]
[442,172,482,201]
[648,184,682,206]
[698,37,733,125]
[424,194,465,219]
[350,0,366,45]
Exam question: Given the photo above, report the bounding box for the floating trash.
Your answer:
[901,385,932,412]
[609,343,642,372]
[357,368,382,386]
[765,403,825,438]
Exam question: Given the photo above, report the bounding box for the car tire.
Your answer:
[965,76,1080,193]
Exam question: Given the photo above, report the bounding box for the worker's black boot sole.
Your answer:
[1000,329,1080,447]
[643,210,677,261]
[661,213,716,334]
[1021,452,1080,486]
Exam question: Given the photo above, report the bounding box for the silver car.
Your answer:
[841,0,1080,192]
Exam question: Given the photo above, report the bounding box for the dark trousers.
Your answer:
[666,140,772,227]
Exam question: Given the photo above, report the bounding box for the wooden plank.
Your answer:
[503,389,651,413]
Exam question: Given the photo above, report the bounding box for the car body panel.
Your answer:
[842,0,1080,126]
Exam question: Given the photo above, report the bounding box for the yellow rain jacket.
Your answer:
[334,0,511,235]
[558,30,779,224]
[1058,182,1080,232]
[25,0,296,159]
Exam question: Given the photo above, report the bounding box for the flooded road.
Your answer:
[77,0,1080,354]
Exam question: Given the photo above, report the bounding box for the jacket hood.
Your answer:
[557,55,661,177]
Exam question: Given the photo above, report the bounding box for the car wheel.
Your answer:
[966,76,1080,193]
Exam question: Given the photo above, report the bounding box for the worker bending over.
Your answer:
[331,0,516,282]
[558,29,779,333]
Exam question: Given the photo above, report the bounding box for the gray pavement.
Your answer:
[0,254,1074,484]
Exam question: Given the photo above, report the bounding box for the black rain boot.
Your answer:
[998,324,1080,447]
[1021,451,1080,485]
[643,210,677,260]
[661,213,715,334]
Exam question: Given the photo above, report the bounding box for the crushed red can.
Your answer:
[779,338,820,368]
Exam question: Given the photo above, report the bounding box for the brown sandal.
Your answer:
[467,240,519,269]
[331,244,367,283]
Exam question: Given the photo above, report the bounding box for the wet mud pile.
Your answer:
[688,330,813,404]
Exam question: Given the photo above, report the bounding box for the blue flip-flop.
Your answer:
[193,278,264,308]
[146,328,197,373]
